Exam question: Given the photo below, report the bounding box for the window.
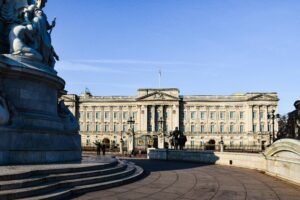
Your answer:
[220,124,224,133]
[230,111,235,119]
[191,125,195,133]
[210,124,215,133]
[86,124,90,132]
[210,112,215,120]
[268,124,271,132]
[96,124,100,132]
[230,141,234,146]
[220,112,225,120]
[113,124,118,132]
[200,140,205,146]
[240,112,244,120]
[80,112,84,119]
[113,112,118,120]
[104,111,110,120]
[260,124,264,132]
[191,111,196,120]
[200,125,205,133]
[123,125,127,132]
[253,111,257,119]
[104,125,109,132]
[240,124,244,133]
[230,124,234,133]
[191,141,195,147]
[95,112,101,120]
[133,112,137,120]
[123,112,128,120]
[87,112,92,120]
[240,141,243,146]
[253,124,257,132]
[200,112,205,120]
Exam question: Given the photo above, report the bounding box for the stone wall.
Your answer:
[148,139,300,185]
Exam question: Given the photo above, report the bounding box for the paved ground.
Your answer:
[73,159,300,200]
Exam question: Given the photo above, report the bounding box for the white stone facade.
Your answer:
[62,88,279,149]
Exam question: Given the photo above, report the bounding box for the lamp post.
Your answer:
[120,131,124,154]
[158,117,165,149]
[267,110,280,145]
[127,116,135,155]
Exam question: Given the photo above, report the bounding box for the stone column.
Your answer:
[143,105,148,133]
[151,105,155,132]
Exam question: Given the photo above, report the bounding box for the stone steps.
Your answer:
[0,158,144,200]
[0,163,127,191]
[0,159,119,181]
[23,165,144,200]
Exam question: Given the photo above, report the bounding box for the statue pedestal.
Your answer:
[127,132,135,154]
[0,55,81,165]
[158,134,165,149]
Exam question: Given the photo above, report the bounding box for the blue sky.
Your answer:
[46,0,300,114]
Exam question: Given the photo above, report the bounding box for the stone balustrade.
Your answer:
[148,139,300,185]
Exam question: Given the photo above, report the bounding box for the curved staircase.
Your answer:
[0,157,143,200]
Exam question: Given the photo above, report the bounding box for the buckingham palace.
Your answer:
[62,88,279,150]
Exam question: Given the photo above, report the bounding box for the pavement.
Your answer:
[72,159,300,200]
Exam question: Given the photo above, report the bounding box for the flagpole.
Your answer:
[158,69,162,88]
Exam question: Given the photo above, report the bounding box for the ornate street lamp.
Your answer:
[120,131,124,154]
[127,116,135,154]
[267,110,280,144]
[158,117,165,148]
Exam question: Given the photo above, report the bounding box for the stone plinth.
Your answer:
[0,55,81,165]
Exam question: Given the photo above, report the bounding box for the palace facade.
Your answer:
[62,88,279,150]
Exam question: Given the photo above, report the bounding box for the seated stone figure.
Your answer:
[0,0,29,53]
[6,0,59,67]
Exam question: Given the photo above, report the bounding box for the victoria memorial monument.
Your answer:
[0,0,81,164]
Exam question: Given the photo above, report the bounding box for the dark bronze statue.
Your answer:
[169,127,187,150]
[278,100,300,140]
[287,100,300,139]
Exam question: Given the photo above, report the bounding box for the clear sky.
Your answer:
[46,0,300,114]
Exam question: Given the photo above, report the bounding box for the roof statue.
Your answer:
[0,0,58,67]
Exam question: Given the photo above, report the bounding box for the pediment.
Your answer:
[248,94,278,101]
[136,91,179,101]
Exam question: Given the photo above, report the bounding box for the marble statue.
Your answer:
[0,94,9,125]
[0,0,59,67]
